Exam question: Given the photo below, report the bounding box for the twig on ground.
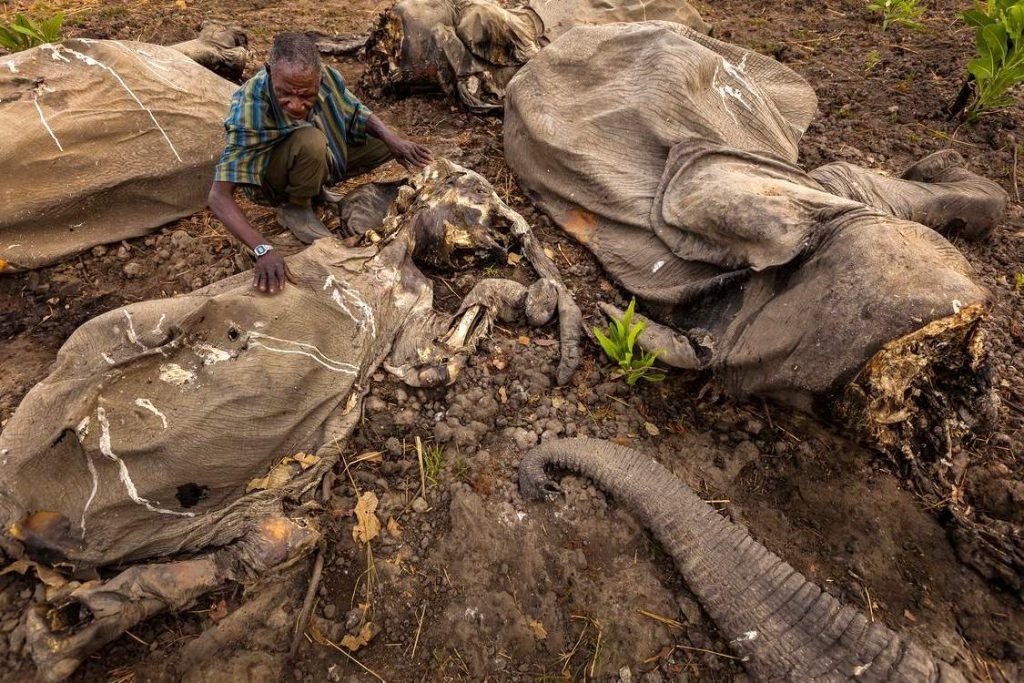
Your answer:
[415,436,426,498]
[410,603,426,659]
[674,644,743,661]
[1013,144,1020,204]
[317,631,387,682]
[291,545,325,656]
[638,609,685,630]
[864,586,875,623]
[125,631,149,647]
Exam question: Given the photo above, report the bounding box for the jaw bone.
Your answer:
[355,159,584,388]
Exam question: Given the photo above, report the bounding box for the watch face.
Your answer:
[254,245,270,257]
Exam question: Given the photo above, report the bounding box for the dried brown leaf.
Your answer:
[341,622,377,651]
[352,491,381,544]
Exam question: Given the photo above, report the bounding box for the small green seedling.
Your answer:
[0,12,64,52]
[423,443,444,486]
[1014,272,1024,293]
[866,0,925,31]
[593,298,666,386]
[865,49,882,73]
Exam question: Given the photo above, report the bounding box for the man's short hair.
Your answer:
[268,32,321,73]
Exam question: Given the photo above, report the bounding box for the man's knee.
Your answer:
[288,126,328,163]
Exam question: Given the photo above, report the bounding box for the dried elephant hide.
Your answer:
[504,23,1018,590]
[0,32,242,272]
[363,0,709,112]
[0,159,578,680]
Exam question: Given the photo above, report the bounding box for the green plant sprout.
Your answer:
[0,12,64,52]
[592,298,666,386]
[865,49,882,72]
[866,0,925,31]
[1014,272,1024,293]
[423,443,444,486]
[960,0,1024,119]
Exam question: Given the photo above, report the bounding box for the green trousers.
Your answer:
[259,126,392,206]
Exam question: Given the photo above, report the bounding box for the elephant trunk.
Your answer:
[519,438,965,682]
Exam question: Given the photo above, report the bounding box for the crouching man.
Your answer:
[208,32,432,293]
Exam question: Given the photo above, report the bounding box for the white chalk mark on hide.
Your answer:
[80,450,99,533]
[853,663,871,676]
[4,61,17,73]
[134,398,168,428]
[101,353,116,365]
[76,416,91,441]
[651,259,666,273]
[32,96,64,152]
[248,331,357,374]
[123,310,145,347]
[193,343,232,365]
[323,275,376,338]
[57,45,183,162]
[159,363,196,386]
[108,41,178,89]
[732,630,758,643]
[49,46,70,62]
[151,313,167,335]
[96,407,193,516]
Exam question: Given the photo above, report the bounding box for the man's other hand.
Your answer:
[388,137,433,169]
[253,251,295,294]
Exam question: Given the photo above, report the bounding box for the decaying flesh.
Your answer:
[0,159,581,680]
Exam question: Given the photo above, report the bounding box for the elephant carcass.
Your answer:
[0,38,236,272]
[504,23,1015,588]
[169,20,249,82]
[0,159,576,680]
[363,0,709,112]
[521,439,969,682]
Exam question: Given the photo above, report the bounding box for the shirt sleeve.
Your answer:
[213,83,265,185]
[327,67,371,145]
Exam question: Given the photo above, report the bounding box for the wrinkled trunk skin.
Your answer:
[169,21,248,82]
[520,439,967,682]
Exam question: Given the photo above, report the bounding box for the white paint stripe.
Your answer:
[4,61,17,73]
[32,96,64,152]
[249,341,357,374]
[101,353,116,365]
[59,45,183,162]
[151,313,167,335]
[96,407,193,517]
[134,398,168,428]
[123,310,144,347]
[80,451,100,533]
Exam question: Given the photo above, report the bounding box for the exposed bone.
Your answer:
[834,303,1022,592]
[304,31,369,56]
[170,21,248,82]
[25,515,317,681]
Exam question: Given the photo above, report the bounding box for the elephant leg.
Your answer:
[809,151,1008,240]
[24,516,317,682]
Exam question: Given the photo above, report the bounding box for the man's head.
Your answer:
[268,33,322,120]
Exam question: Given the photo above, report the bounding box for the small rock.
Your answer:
[170,230,193,247]
[116,245,131,260]
[411,497,429,513]
[123,262,144,279]
[323,604,337,619]
[91,245,108,258]
[618,666,633,683]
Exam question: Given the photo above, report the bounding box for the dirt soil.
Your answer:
[1,1,1023,681]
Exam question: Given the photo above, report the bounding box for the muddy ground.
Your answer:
[1,0,1023,681]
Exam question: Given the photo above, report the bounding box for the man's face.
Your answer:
[271,62,320,121]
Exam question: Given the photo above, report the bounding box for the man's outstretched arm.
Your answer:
[208,181,294,294]
[366,114,433,169]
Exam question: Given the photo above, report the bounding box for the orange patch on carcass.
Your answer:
[562,208,597,244]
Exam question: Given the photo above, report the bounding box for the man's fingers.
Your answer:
[256,268,267,293]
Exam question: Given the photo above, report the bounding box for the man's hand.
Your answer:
[386,136,433,170]
[253,251,295,294]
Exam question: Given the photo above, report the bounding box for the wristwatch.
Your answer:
[253,244,274,258]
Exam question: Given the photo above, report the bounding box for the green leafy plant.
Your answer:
[866,0,925,31]
[959,0,1024,119]
[1014,272,1024,293]
[593,298,666,386]
[0,12,64,52]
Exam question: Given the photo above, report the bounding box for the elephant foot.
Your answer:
[23,516,318,681]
